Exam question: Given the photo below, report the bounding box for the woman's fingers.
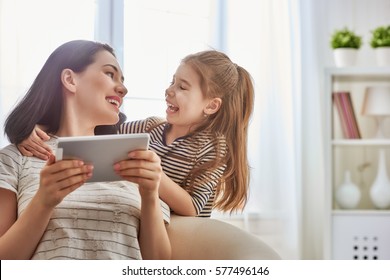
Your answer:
[41,157,93,189]
[114,150,162,192]
[128,150,160,162]
[114,158,161,179]
[37,156,94,208]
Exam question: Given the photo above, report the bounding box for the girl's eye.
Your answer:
[106,72,114,78]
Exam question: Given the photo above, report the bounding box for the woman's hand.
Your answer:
[115,151,171,260]
[114,150,162,196]
[17,126,52,160]
[37,155,93,209]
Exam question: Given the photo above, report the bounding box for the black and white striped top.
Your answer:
[0,139,170,259]
[120,117,227,217]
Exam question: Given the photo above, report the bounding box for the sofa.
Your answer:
[167,215,281,260]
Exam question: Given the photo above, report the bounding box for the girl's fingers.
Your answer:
[31,136,52,155]
[35,127,51,141]
[24,143,50,160]
[18,145,34,157]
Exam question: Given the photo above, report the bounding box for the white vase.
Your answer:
[369,149,390,209]
[333,48,358,67]
[336,170,361,209]
[374,47,390,66]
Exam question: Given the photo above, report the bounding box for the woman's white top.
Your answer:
[0,139,170,259]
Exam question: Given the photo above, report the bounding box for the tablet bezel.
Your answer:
[55,133,150,182]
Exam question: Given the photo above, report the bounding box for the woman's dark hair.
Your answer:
[4,40,124,143]
[94,111,127,135]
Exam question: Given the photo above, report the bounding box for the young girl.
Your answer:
[18,50,254,218]
[0,40,170,260]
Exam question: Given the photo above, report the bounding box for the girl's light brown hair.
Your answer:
[182,50,254,213]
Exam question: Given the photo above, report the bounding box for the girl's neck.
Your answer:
[165,124,191,145]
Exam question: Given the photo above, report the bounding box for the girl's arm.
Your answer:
[17,126,52,160]
[0,156,92,259]
[159,139,227,217]
[114,150,171,260]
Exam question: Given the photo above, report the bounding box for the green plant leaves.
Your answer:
[330,28,362,49]
[370,25,390,48]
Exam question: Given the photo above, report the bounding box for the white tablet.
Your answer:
[55,133,150,182]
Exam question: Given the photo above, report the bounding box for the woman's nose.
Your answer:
[116,84,128,98]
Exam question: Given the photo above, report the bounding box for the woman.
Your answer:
[0,40,171,260]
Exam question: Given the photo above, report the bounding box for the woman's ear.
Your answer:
[204,98,222,115]
[61,69,77,93]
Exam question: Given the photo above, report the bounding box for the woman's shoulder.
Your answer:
[0,144,23,160]
[0,144,25,182]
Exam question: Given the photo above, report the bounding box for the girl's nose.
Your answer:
[165,88,175,98]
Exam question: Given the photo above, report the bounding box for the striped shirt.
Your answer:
[0,139,170,260]
[120,117,227,217]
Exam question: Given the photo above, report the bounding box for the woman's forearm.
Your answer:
[0,195,53,259]
[159,173,197,216]
[139,194,171,260]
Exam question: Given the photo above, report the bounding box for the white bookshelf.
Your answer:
[324,67,390,260]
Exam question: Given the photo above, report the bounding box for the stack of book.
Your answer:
[332,91,361,139]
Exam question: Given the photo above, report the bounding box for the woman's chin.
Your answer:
[97,115,120,126]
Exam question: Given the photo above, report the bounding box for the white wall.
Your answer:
[301,0,390,259]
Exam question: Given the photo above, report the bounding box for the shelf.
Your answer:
[324,66,390,260]
[332,139,390,146]
[332,210,390,216]
[326,67,390,76]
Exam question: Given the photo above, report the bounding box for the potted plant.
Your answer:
[330,27,362,67]
[370,25,390,66]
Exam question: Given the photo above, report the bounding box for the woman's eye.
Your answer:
[106,72,114,78]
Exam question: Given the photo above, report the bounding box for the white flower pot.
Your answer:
[370,149,390,209]
[333,48,358,67]
[374,47,390,66]
[336,170,361,209]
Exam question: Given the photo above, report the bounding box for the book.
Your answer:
[332,92,361,139]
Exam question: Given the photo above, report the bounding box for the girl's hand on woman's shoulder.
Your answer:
[114,150,162,197]
[36,155,93,209]
[17,125,52,160]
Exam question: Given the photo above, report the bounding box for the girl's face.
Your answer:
[165,62,210,132]
[72,50,127,128]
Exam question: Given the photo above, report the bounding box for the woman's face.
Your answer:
[71,50,127,128]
